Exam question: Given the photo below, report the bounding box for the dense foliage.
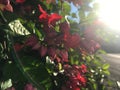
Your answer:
[0,0,112,90]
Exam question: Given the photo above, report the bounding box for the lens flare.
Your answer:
[96,0,120,32]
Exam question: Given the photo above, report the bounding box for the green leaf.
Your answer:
[1,79,12,90]
[0,43,3,53]
[8,20,30,35]
[24,21,36,34]
[3,62,27,82]
[103,70,110,75]
[79,10,86,22]
[86,56,91,62]
[102,64,110,70]
[96,49,106,54]
[61,2,71,16]
[18,55,52,90]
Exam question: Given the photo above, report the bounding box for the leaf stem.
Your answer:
[0,10,7,23]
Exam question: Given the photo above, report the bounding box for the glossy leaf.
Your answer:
[9,20,30,35]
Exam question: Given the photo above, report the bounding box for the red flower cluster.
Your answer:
[13,4,102,90]
[38,6,81,49]
[62,64,87,90]
[14,5,82,64]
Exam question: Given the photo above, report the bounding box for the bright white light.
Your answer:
[96,0,120,32]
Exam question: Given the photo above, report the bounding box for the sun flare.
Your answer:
[96,0,120,32]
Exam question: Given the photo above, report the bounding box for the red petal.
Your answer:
[4,4,13,12]
[48,13,62,24]
[38,4,46,14]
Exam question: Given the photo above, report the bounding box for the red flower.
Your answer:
[76,74,86,86]
[0,0,13,12]
[16,0,25,3]
[38,4,46,14]
[48,13,62,25]
[63,64,87,89]
[38,4,62,25]
[80,64,87,73]
[38,5,49,23]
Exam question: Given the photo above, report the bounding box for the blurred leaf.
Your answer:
[96,49,106,54]
[1,79,12,90]
[86,55,91,61]
[61,2,71,16]
[116,81,120,88]
[79,10,86,22]
[102,64,110,70]
[103,70,110,75]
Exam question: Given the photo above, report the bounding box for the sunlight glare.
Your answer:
[96,0,120,32]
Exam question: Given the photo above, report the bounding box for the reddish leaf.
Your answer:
[16,0,25,3]
[14,43,24,52]
[24,35,39,47]
[39,45,47,57]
